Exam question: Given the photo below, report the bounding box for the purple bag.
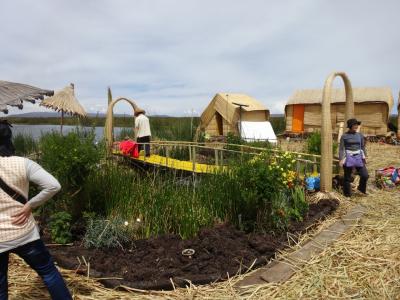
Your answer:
[345,134,364,168]
[345,153,364,167]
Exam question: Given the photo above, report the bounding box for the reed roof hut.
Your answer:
[0,80,53,113]
[285,87,393,136]
[199,93,270,137]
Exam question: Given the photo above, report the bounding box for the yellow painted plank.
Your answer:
[112,150,222,174]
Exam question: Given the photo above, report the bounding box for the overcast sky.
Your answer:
[1,0,399,116]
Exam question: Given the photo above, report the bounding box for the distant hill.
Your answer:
[4,112,171,118]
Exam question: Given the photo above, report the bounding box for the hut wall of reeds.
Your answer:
[199,93,270,137]
[285,87,393,135]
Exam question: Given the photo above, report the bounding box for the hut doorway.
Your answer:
[216,112,223,135]
[292,104,305,132]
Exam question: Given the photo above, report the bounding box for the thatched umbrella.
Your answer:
[0,80,53,113]
[40,83,87,133]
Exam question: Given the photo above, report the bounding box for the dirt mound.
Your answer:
[49,199,338,290]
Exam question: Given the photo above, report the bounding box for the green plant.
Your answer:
[288,186,308,221]
[12,133,38,156]
[39,129,100,189]
[49,212,72,244]
[306,132,338,155]
[83,216,134,249]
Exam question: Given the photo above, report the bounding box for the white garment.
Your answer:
[0,158,61,253]
[135,114,151,138]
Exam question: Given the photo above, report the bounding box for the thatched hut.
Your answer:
[284,87,393,136]
[198,93,273,139]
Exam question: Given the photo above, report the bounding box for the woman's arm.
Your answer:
[25,158,61,209]
[11,159,61,225]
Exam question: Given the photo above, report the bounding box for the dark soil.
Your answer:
[48,199,338,290]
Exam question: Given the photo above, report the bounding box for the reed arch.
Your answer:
[320,72,354,192]
[104,97,141,154]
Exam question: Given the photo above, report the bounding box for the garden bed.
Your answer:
[47,199,338,290]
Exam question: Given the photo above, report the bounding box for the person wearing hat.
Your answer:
[338,118,369,197]
[134,108,151,157]
[0,120,72,299]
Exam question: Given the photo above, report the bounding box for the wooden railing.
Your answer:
[112,140,339,175]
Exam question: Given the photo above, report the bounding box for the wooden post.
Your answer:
[321,72,353,192]
[215,149,219,166]
[166,145,170,167]
[192,146,196,172]
[337,121,344,144]
[312,156,318,175]
[60,110,64,134]
[189,145,192,162]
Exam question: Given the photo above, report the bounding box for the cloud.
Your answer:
[1,0,399,116]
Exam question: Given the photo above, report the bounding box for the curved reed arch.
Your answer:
[104,97,141,154]
[320,72,354,192]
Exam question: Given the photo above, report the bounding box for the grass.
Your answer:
[83,162,236,239]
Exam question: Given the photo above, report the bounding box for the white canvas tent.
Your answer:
[240,121,277,144]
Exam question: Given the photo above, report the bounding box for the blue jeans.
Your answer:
[0,239,72,300]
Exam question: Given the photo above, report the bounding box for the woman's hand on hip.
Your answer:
[11,203,32,225]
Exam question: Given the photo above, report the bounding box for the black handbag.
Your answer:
[0,177,27,205]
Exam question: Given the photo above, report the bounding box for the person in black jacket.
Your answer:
[338,118,369,197]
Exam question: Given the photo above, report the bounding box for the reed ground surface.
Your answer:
[6,142,400,299]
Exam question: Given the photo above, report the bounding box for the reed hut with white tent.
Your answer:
[0,80,53,113]
[197,93,277,143]
[285,87,393,136]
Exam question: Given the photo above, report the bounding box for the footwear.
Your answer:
[354,190,368,197]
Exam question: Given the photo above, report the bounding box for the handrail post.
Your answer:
[312,156,317,174]
[215,148,219,166]
[166,145,169,167]
[189,145,192,162]
[192,146,196,172]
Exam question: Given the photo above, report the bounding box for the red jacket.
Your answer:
[119,140,139,158]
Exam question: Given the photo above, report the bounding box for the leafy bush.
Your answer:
[306,132,338,155]
[227,151,302,231]
[49,212,72,244]
[39,129,100,189]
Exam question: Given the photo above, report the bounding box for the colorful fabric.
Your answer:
[119,140,139,158]
[376,166,400,188]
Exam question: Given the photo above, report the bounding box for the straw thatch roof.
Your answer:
[40,84,86,116]
[286,87,393,108]
[0,80,53,113]
[200,93,269,127]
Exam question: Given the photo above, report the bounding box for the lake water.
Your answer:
[12,124,132,141]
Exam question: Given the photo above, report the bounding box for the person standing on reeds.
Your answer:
[0,120,72,299]
[134,108,151,157]
[339,118,369,197]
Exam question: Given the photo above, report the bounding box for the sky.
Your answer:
[1,0,399,116]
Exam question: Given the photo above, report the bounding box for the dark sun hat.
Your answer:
[347,118,361,129]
